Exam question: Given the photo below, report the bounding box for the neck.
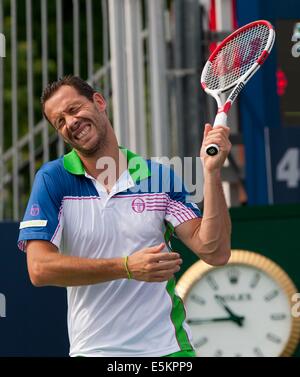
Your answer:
[77,135,127,192]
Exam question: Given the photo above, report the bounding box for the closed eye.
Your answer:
[56,118,65,129]
[68,105,81,114]
[54,104,82,129]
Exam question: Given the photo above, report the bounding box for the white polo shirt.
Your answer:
[18,148,202,357]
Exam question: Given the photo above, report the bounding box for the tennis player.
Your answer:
[18,76,231,357]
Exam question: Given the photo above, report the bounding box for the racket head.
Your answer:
[201,20,275,94]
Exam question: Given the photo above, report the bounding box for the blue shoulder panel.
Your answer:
[18,157,98,250]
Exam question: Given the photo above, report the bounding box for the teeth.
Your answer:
[76,126,90,140]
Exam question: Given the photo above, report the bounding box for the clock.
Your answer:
[176,250,300,357]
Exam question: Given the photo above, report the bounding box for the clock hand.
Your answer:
[187,316,243,325]
[230,314,245,327]
[214,295,245,327]
[215,294,238,317]
[215,295,232,315]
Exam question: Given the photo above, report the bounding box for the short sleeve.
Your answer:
[164,168,202,228]
[18,170,64,251]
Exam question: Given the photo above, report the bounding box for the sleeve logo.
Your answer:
[30,204,40,216]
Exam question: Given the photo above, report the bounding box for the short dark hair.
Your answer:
[41,75,96,122]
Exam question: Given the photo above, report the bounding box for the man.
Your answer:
[18,75,231,357]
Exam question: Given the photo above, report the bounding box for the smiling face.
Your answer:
[44,85,108,156]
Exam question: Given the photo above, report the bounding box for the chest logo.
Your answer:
[131,198,146,213]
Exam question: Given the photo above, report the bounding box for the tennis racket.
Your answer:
[201,20,276,156]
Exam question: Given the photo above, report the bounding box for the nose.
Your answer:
[65,115,80,131]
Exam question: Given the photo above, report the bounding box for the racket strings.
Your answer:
[204,24,270,91]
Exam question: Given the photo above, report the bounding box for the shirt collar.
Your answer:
[63,147,151,184]
[85,168,134,195]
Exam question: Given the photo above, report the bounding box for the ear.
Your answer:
[93,92,107,112]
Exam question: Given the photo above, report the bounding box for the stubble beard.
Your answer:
[75,123,108,157]
[71,109,109,157]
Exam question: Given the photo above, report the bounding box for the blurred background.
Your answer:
[0,0,299,357]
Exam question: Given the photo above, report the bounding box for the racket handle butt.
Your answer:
[206,144,219,156]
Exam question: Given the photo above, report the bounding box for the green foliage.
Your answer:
[2,0,104,153]
[1,0,105,219]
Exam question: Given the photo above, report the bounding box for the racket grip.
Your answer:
[213,111,228,127]
[205,112,228,156]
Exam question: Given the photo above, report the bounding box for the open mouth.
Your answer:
[74,124,91,140]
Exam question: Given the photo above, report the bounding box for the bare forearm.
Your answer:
[27,241,182,287]
[216,173,232,236]
[175,169,231,265]
[199,170,231,249]
[175,123,232,265]
[28,250,126,287]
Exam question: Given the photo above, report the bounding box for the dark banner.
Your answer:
[265,127,300,204]
[0,222,69,356]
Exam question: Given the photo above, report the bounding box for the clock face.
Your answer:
[183,264,293,357]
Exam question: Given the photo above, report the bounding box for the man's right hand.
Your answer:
[26,240,182,287]
[127,243,182,282]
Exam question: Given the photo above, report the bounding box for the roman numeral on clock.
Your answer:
[253,347,264,357]
[249,272,261,288]
[190,294,206,305]
[227,267,240,284]
[270,313,287,320]
[194,337,208,348]
[206,275,219,291]
[266,333,282,344]
[264,290,279,302]
[214,349,223,357]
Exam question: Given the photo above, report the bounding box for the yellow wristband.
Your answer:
[124,256,132,280]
